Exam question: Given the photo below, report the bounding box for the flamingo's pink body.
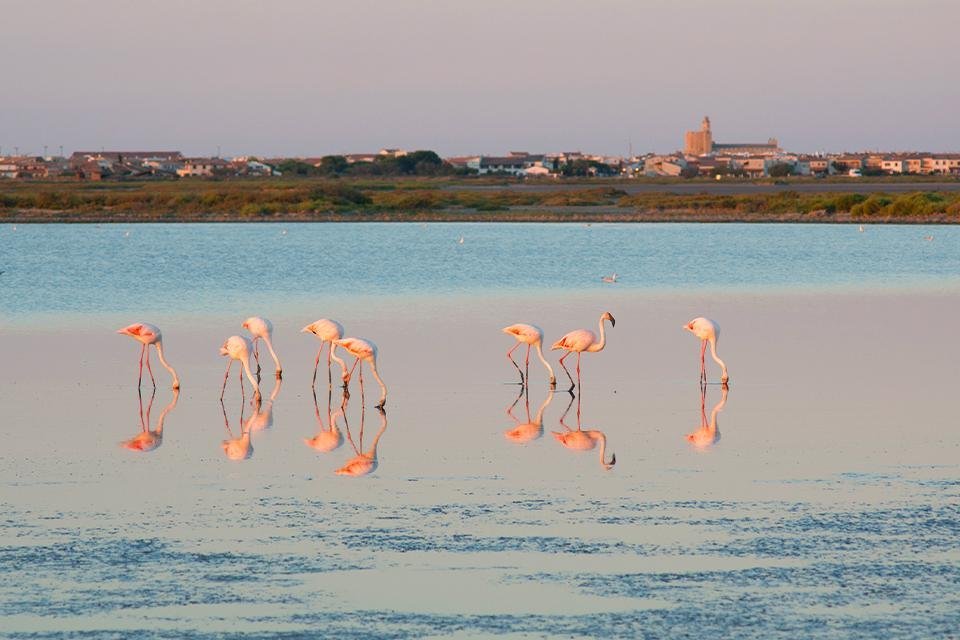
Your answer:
[242,316,282,378]
[551,312,615,390]
[502,323,556,387]
[117,322,180,389]
[219,335,261,402]
[302,318,349,386]
[334,337,387,408]
[683,317,729,384]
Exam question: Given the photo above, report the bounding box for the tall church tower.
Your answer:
[684,116,713,156]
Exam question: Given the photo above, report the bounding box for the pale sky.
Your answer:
[2,0,958,157]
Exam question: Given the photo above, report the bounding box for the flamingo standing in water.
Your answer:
[551,312,616,391]
[302,318,349,388]
[683,317,729,385]
[242,316,282,380]
[502,323,556,387]
[219,335,261,402]
[117,322,180,390]
[334,337,387,409]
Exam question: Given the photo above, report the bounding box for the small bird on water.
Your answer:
[601,273,619,283]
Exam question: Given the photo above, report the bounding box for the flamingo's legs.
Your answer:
[312,345,323,388]
[524,344,531,385]
[576,352,582,390]
[506,343,524,385]
[145,344,156,388]
[253,339,262,383]
[220,360,233,400]
[137,344,146,389]
[700,340,707,383]
[357,360,365,405]
[327,343,334,389]
[558,351,575,391]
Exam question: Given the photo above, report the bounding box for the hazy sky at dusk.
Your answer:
[2,0,958,157]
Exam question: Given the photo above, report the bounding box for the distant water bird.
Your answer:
[302,318,349,388]
[281,229,288,235]
[924,235,934,241]
[121,388,179,452]
[551,392,616,470]
[858,225,864,232]
[551,312,616,391]
[123,231,130,237]
[504,387,553,444]
[117,322,180,390]
[334,337,387,408]
[502,323,556,387]
[683,317,729,385]
[242,316,282,380]
[457,235,464,244]
[336,405,387,477]
[686,384,728,448]
[601,273,619,283]
[219,335,261,402]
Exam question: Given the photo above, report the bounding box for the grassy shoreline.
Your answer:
[3,177,960,223]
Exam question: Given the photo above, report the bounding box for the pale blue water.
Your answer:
[2,222,959,318]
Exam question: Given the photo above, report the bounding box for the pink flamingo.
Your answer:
[219,335,261,402]
[116,322,180,390]
[334,337,387,409]
[121,388,179,452]
[335,404,387,477]
[551,393,616,470]
[551,312,615,391]
[242,316,282,380]
[686,384,728,448]
[683,317,729,385]
[502,323,556,387]
[302,318,349,388]
[504,387,554,444]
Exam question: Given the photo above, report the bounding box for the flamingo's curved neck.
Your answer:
[263,335,282,372]
[534,389,554,425]
[588,316,610,352]
[708,336,728,381]
[240,355,261,398]
[155,341,180,387]
[535,340,556,383]
[594,431,615,469]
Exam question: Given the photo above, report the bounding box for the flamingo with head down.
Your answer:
[117,322,180,390]
[219,335,261,402]
[302,318,349,388]
[334,337,387,409]
[504,386,554,444]
[335,403,388,477]
[683,317,729,385]
[242,316,282,380]
[502,323,556,387]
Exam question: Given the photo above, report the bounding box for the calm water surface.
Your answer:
[1,223,958,638]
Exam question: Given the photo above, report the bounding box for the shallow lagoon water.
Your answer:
[1,223,959,638]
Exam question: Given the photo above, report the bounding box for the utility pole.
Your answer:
[44,145,48,158]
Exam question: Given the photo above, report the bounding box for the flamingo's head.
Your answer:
[602,311,616,327]
[219,340,230,357]
[301,323,316,335]
[683,320,696,333]
[241,319,250,330]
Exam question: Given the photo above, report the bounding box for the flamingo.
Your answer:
[334,337,387,409]
[683,317,729,385]
[551,312,616,391]
[335,404,387,477]
[302,318,349,388]
[502,323,556,387]
[686,383,728,448]
[504,387,554,444]
[116,322,180,390]
[601,273,619,283]
[303,387,345,453]
[219,335,261,402]
[121,388,179,452]
[551,392,616,470]
[242,316,282,380]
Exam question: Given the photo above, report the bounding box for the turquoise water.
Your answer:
[2,222,959,317]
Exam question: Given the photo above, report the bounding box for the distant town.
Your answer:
[2,117,959,181]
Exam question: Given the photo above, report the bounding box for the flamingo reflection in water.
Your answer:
[504,386,554,444]
[303,387,345,453]
[335,397,387,477]
[220,396,257,461]
[685,383,728,449]
[121,387,180,452]
[247,378,282,433]
[551,392,616,470]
